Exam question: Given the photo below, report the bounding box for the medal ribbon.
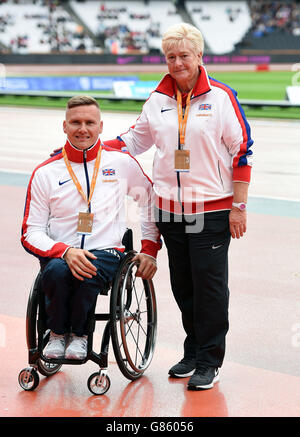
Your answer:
[62,145,102,208]
[177,88,193,148]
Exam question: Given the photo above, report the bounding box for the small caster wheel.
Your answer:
[87,372,111,395]
[18,367,39,391]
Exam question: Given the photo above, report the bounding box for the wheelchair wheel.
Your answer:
[37,358,62,377]
[87,372,111,395]
[18,367,40,391]
[26,273,62,376]
[26,272,41,351]
[110,252,157,381]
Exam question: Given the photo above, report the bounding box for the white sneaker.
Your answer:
[65,334,88,360]
[43,331,66,359]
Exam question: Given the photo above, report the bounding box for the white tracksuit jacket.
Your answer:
[108,66,254,215]
[21,139,161,261]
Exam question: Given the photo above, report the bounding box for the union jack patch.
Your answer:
[102,168,115,176]
[199,104,212,110]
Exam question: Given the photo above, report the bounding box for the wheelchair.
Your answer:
[18,229,157,395]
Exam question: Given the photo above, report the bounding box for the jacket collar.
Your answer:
[155,65,211,99]
[63,138,101,163]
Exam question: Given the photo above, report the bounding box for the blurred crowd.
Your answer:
[1,0,300,54]
[249,0,300,37]
[0,0,95,53]
[96,3,164,54]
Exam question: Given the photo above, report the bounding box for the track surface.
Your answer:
[4,63,294,74]
[1,106,300,418]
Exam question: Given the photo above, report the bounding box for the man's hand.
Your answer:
[64,247,97,281]
[132,253,157,280]
[50,147,62,157]
[229,208,247,239]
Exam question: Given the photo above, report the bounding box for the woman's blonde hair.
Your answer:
[162,23,204,58]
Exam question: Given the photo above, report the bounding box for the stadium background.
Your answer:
[1,0,300,420]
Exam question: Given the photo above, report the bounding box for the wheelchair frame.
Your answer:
[18,230,157,395]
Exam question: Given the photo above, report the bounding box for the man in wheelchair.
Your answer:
[21,95,161,362]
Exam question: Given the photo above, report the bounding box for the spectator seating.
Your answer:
[1,0,299,55]
[186,1,252,54]
[70,0,181,53]
[239,0,300,51]
[0,0,96,53]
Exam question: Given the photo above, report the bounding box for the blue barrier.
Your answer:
[129,81,159,98]
[3,76,139,92]
[113,80,159,98]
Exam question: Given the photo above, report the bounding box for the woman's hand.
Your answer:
[229,209,247,239]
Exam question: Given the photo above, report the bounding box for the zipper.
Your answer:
[80,150,91,249]
[217,160,224,190]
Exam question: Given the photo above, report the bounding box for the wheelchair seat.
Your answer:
[18,229,157,395]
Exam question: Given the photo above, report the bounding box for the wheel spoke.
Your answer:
[125,319,144,361]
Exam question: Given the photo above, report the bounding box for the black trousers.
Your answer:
[156,208,231,368]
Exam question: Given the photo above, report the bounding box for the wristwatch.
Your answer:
[232,202,247,211]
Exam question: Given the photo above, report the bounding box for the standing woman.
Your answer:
[105,23,253,390]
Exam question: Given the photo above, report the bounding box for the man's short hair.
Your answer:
[67,95,100,110]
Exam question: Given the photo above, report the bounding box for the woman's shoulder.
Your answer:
[208,75,238,98]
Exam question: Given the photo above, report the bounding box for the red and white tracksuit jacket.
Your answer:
[105,66,254,215]
[21,139,161,261]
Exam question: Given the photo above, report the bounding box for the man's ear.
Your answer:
[63,120,67,134]
[100,120,103,134]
